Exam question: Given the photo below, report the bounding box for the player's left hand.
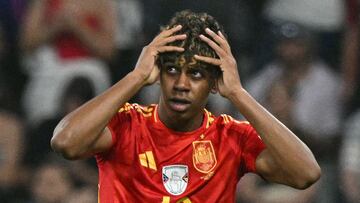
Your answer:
[194,28,243,99]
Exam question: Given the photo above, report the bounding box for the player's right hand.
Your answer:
[133,25,186,86]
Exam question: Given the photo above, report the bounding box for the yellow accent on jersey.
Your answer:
[118,103,133,112]
[98,184,100,203]
[139,153,148,167]
[162,196,170,203]
[205,109,215,129]
[145,151,157,171]
[234,120,250,124]
[131,103,155,117]
[177,197,192,203]
[221,114,228,124]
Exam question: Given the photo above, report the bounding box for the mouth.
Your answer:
[168,98,191,112]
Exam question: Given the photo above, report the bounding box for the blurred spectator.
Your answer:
[243,22,342,203]
[339,110,360,203]
[252,0,346,73]
[64,186,97,203]
[109,0,144,84]
[24,76,99,190]
[341,0,359,115]
[338,5,359,202]
[247,22,342,153]
[0,4,28,115]
[28,160,74,203]
[236,173,318,203]
[0,28,28,199]
[0,110,27,202]
[25,76,95,167]
[20,0,116,126]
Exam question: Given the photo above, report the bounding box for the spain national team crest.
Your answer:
[192,140,217,173]
[162,165,188,196]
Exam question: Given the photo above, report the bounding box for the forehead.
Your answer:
[166,55,208,71]
[175,55,197,67]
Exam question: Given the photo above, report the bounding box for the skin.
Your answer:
[158,63,216,131]
[51,25,321,189]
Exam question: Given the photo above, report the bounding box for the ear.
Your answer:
[156,71,162,85]
[210,80,218,94]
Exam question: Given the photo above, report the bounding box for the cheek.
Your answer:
[194,83,211,100]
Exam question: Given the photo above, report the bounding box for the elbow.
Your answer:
[293,164,322,190]
[51,131,81,160]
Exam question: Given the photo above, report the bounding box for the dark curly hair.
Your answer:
[157,10,225,78]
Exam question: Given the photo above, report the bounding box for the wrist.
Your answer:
[129,69,149,86]
[227,87,248,103]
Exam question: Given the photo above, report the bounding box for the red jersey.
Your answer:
[96,103,266,203]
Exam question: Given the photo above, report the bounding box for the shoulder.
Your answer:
[211,113,253,135]
[116,103,157,119]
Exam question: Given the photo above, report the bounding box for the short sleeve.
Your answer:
[240,124,266,173]
[107,103,133,147]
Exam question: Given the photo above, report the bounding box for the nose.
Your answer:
[174,72,190,92]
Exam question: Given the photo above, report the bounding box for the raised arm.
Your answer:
[51,25,186,159]
[195,28,321,189]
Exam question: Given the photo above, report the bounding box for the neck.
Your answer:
[157,102,204,132]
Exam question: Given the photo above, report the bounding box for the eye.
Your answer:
[166,66,178,74]
[190,69,204,79]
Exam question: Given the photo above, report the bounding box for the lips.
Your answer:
[168,98,191,112]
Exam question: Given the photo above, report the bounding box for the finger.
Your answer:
[160,25,183,38]
[218,31,226,39]
[194,54,222,66]
[157,46,185,53]
[217,31,231,52]
[161,34,187,45]
[199,34,227,57]
[205,28,231,53]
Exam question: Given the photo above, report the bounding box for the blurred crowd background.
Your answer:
[0,0,359,202]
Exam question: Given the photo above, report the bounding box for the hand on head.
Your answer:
[133,25,186,86]
[194,28,242,98]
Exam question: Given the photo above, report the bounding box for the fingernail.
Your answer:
[205,28,211,32]
[176,25,182,28]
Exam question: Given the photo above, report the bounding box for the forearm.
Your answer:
[229,88,320,187]
[52,70,145,158]
[52,23,185,159]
